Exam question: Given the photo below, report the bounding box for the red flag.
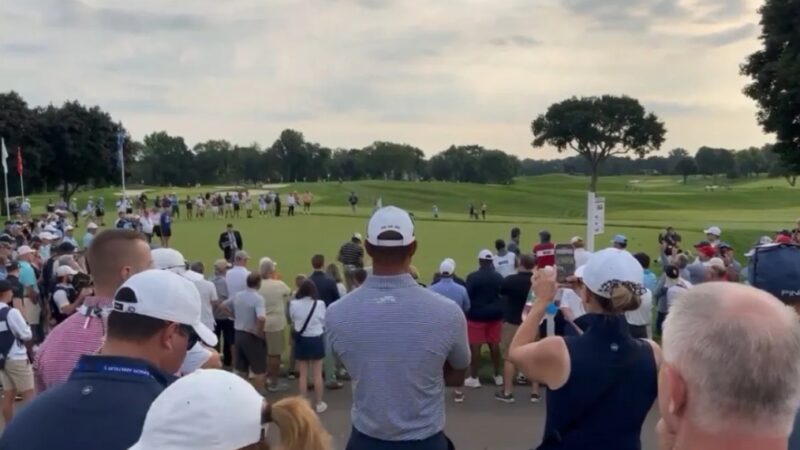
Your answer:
[16,148,22,175]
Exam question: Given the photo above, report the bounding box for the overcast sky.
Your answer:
[0,0,768,158]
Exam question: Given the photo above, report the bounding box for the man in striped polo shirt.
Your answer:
[327,206,470,450]
[337,233,365,292]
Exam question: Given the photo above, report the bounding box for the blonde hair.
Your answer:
[593,284,641,314]
[408,265,420,280]
[268,397,332,450]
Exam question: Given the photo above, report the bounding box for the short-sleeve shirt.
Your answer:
[533,242,556,268]
[18,261,37,291]
[327,273,470,441]
[493,251,517,278]
[225,266,250,300]
[223,288,266,334]
[289,297,326,337]
[259,279,291,332]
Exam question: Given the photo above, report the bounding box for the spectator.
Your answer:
[718,242,742,281]
[326,263,347,297]
[219,223,243,263]
[49,265,89,324]
[0,270,216,450]
[289,280,328,413]
[431,257,467,287]
[611,234,628,250]
[61,226,78,248]
[533,230,555,268]
[153,249,222,375]
[634,253,657,293]
[337,233,365,292]
[655,265,693,338]
[704,226,722,248]
[129,369,332,450]
[258,257,291,392]
[226,250,251,300]
[507,227,522,256]
[0,279,34,424]
[16,245,41,342]
[327,206,469,450]
[687,241,715,285]
[658,283,800,450]
[705,257,728,282]
[211,259,234,368]
[429,258,471,403]
[308,254,342,390]
[158,208,172,248]
[82,222,98,249]
[464,250,505,389]
[493,239,517,278]
[138,210,155,244]
[495,253,535,404]
[34,230,152,392]
[510,248,659,450]
[628,253,655,339]
[223,273,267,392]
[571,236,592,268]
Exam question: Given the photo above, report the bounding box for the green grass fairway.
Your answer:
[23,174,799,280]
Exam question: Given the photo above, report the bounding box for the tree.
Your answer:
[531,95,666,192]
[695,147,735,180]
[138,132,195,186]
[742,0,800,172]
[675,157,698,184]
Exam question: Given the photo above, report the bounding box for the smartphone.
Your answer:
[555,244,576,284]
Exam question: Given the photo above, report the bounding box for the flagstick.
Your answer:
[120,153,126,199]
[19,172,24,201]
[3,170,9,221]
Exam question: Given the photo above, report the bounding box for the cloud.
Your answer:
[489,35,540,47]
[0,42,49,55]
[693,23,757,46]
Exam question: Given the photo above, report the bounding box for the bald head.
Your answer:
[662,283,800,435]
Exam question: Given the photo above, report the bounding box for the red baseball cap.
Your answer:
[695,244,716,258]
[775,234,793,244]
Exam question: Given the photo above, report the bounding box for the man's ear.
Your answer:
[161,322,180,351]
[660,364,688,429]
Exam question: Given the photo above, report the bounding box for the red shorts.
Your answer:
[467,320,502,345]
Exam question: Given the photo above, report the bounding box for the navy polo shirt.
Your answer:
[0,355,174,450]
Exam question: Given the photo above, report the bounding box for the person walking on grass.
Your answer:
[289,279,328,413]
[222,273,267,394]
[464,250,505,389]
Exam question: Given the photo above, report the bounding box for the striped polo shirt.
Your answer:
[34,296,110,392]
[327,273,470,441]
[338,242,364,267]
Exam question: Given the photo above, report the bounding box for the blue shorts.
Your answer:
[346,428,454,450]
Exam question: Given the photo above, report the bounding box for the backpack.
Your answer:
[0,307,18,370]
[748,244,800,304]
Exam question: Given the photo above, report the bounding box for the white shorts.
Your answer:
[180,342,212,375]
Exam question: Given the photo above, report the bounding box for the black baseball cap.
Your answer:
[56,241,76,253]
[5,261,19,272]
[664,265,680,280]
[0,279,11,293]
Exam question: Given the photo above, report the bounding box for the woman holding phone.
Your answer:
[509,248,661,450]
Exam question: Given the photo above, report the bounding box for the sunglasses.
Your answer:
[178,324,199,350]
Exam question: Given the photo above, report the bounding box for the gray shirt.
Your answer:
[212,275,230,320]
[686,260,707,285]
[223,288,266,334]
[327,273,470,441]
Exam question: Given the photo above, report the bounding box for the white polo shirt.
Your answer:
[0,303,32,360]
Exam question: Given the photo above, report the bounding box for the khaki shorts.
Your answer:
[500,323,519,358]
[265,330,285,357]
[23,298,41,325]
[0,359,34,392]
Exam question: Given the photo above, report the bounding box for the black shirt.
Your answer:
[465,266,504,322]
[338,242,364,267]
[500,271,532,325]
[5,275,23,301]
[309,271,341,307]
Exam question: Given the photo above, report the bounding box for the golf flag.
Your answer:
[1,138,7,174]
[16,148,22,175]
[116,131,124,170]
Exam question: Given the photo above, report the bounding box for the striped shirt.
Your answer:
[34,296,110,393]
[337,241,364,267]
[327,274,470,441]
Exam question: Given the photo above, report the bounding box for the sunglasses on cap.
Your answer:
[178,324,199,350]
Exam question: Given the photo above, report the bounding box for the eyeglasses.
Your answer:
[178,324,199,350]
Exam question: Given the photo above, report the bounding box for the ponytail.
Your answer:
[264,397,332,450]
[594,283,641,314]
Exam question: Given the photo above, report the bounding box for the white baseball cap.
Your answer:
[259,256,277,268]
[38,232,57,241]
[704,257,726,270]
[16,245,35,256]
[570,236,583,244]
[478,249,494,260]
[352,232,363,241]
[56,265,79,277]
[87,222,99,230]
[129,369,264,450]
[704,226,722,236]
[367,206,416,247]
[113,270,217,347]
[152,248,187,273]
[439,258,456,275]
[580,248,645,298]
[64,225,74,232]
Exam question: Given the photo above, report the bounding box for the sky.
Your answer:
[0,0,769,159]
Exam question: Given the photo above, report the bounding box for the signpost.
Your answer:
[586,192,606,252]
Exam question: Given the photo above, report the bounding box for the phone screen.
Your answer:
[555,244,576,284]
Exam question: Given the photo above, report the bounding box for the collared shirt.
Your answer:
[465,266,505,322]
[225,266,250,300]
[0,355,173,450]
[0,303,32,360]
[338,242,364,267]
[82,232,95,249]
[259,279,291,332]
[18,260,37,291]
[327,273,470,441]
[34,295,112,392]
[183,271,218,331]
[428,277,470,313]
[211,274,230,320]
[223,288,266,334]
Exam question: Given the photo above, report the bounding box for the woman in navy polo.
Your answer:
[509,248,660,450]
